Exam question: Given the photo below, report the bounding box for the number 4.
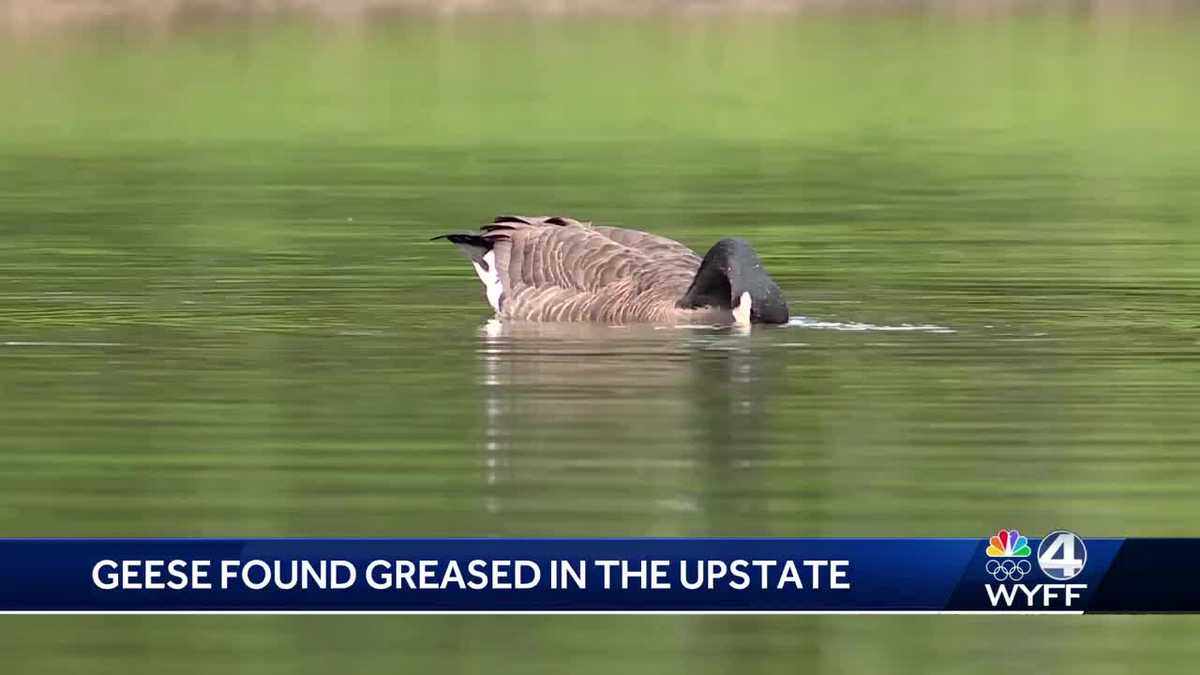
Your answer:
[1037,531,1087,580]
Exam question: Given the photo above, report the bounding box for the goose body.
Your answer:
[435,215,789,326]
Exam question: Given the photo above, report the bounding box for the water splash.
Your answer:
[787,316,955,333]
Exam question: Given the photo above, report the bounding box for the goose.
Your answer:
[434,215,789,326]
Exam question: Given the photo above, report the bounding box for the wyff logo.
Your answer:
[982,529,1089,610]
[984,529,1032,581]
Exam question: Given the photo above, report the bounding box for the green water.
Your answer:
[2,13,1200,673]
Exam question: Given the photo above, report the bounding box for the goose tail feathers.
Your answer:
[430,233,497,265]
[433,233,507,314]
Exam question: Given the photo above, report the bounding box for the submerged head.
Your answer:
[678,238,789,325]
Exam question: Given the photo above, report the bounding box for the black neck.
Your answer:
[678,239,750,310]
[677,238,789,324]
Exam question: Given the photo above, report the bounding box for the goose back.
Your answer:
[459,216,706,323]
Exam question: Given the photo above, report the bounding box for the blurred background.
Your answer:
[2,0,1199,672]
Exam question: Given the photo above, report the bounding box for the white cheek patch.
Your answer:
[471,250,504,314]
[732,290,752,326]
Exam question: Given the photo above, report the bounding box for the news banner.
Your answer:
[0,531,1196,613]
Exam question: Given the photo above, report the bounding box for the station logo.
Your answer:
[984,529,1031,581]
[983,529,1088,609]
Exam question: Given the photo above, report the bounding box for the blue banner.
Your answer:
[0,532,1194,613]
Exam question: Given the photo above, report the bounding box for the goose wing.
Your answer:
[462,216,700,321]
[485,216,698,293]
[591,224,701,268]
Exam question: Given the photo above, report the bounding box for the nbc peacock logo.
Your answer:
[984,529,1032,581]
[987,529,1032,557]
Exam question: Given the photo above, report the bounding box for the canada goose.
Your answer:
[435,216,789,326]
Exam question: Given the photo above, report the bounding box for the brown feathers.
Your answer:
[447,215,710,323]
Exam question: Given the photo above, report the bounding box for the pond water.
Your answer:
[1,12,1199,674]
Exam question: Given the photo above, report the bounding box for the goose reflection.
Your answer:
[476,320,777,530]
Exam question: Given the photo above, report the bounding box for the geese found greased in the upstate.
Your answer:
[434,215,789,326]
